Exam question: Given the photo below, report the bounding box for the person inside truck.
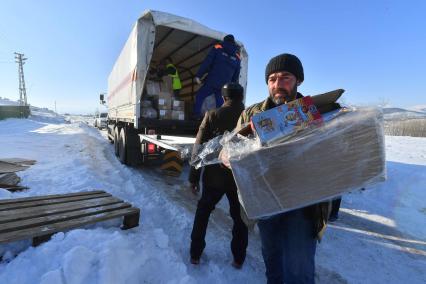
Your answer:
[189,82,247,269]
[161,57,182,98]
[192,34,241,119]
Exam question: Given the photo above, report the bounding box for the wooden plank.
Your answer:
[0,207,140,243]
[0,196,123,223]
[0,192,111,211]
[0,161,29,173]
[0,202,132,233]
[0,184,29,192]
[0,158,36,165]
[0,190,106,205]
[0,173,20,185]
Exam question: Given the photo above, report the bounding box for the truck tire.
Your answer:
[114,126,120,157]
[107,125,113,143]
[118,127,127,164]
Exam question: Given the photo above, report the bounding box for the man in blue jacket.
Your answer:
[193,34,241,119]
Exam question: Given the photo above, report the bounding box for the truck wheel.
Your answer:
[114,126,120,157]
[118,127,127,164]
[107,126,113,143]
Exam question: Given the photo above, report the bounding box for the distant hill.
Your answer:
[0,97,20,106]
[383,107,426,120]
[0,97,57,115]
[407,104,426,113]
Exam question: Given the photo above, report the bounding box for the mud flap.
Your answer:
[160,150,183,176]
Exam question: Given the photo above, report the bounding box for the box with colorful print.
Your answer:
[251,96,323,145]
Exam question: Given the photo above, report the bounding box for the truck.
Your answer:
[104,10,248,171]
[94,112,108,129]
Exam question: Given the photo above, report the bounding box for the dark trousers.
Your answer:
[330,197,342,219]
[190,184,248,263]
[258,209,317,284]
[193,84,224,118]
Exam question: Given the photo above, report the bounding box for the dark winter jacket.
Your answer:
[189,99,245,188]
[195,41,241,90]
[236,94,337,241]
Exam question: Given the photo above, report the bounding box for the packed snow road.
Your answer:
[0,114,425,284]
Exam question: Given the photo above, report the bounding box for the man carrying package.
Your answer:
[235,53,331,283]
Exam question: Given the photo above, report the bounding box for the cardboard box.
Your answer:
[146,80,160,96]
[172,100,185,111]
[158,109,172,120]
[230,108,385,219]
[171,110,185,120]
[252,96,323,145]
[160,76,173,93]
[157,92,172,110]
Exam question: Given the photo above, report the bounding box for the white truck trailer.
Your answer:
[105,10,248,168]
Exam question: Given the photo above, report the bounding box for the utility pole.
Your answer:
[14,52,28,107]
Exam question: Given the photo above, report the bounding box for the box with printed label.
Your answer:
[160,76,173,93]
[158,109,172,120]
[251,96,323,145]
[171,110,185,120]
[157,92,172,110]
[172,100,185,111]
[146,80,160,96]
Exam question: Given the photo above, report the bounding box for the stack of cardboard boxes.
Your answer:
[157,91,173,119]
[172,100,185,120]
[144,76,185,120]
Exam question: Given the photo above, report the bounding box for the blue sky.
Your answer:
[1,0,425,114]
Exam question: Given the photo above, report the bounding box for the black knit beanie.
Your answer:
[222,82,244,100]
[223,34,235,43]
[265,53,304,84]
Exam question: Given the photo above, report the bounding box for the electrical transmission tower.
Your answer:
[14,52,28,106]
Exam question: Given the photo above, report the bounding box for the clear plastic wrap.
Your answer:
[141,107,158,118]
[191,107,386,219]
[146,80,160,96]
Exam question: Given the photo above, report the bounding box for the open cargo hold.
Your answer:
[107,10,248,136]
[106,10,248,169]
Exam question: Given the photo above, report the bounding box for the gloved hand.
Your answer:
[194,77,202,85]
[190,182,200,195]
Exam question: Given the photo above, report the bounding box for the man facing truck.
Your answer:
[189,82,248,269]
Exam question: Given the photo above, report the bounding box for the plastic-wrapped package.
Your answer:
[141,100,153,107]
[190,107,386,219]
[189,109,344,169]
[141,107,158,118]
[190,128,261,170]
[229,107,386,219]
[146,80,160,96]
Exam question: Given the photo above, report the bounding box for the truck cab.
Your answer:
[94,112,108,129]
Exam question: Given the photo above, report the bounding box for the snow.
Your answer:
[0,113,425,284]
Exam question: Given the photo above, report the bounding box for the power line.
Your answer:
[14,52,28,107]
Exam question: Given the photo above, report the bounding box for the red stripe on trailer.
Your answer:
[107,67,137,101]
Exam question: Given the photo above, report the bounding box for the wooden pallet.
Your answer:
[0,190,140,246]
